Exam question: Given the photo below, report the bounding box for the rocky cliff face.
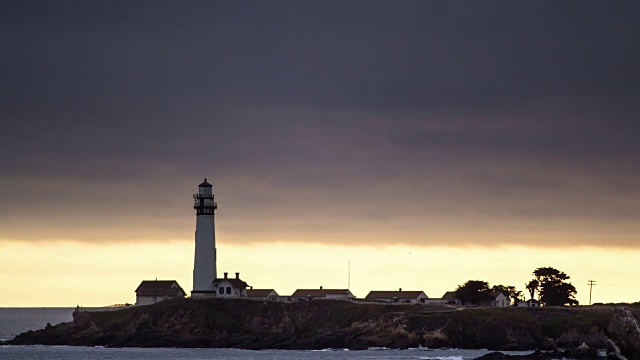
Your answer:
[607,307,640,358]
[8,299,640,355]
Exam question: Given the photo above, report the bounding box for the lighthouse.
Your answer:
[191,178,218,298]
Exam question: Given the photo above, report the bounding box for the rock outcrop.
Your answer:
[8,299,640,355]
[606,307,640,359]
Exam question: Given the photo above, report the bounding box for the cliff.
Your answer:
[8,299,640,357]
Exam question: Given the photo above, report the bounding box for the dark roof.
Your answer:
[246,289,278,298]
[365,291,427,300]
[291,289,354,297]
[212,278,248,288]
[135,280,186,297]
[442,291,458,299]
[199,178,212,187]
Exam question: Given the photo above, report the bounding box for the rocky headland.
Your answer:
[6,299,640,359]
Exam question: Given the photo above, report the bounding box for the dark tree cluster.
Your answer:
[455,280,494,305]
[530,267,578,306]
[454,267,578,307]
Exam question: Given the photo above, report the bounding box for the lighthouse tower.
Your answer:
[191,178,218,298]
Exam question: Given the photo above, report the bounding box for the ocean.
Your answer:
[0,308,74,341]
[0,308,534,359]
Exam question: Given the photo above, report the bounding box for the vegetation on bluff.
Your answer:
[454,266,578,307]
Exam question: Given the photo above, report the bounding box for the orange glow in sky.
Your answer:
[1,240,637,307]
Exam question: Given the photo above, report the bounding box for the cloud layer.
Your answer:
[1,1,638,247]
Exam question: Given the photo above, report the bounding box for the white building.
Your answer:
[135,280,186,305]
[487,291,511,307]
[365,289,429,304]
[212,272,249,298]
[191,179,218,299]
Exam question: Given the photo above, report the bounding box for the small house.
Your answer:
[290,287,355,301]
[246,288,279,301]
[483,291,510,307]
[212,272,249,299]
[365,289,429,304]
[441,291,461,305]
[135,280,186,305]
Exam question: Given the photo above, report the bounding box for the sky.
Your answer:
[1,1,639,307]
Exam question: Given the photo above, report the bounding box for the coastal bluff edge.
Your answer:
[5,299,640,358]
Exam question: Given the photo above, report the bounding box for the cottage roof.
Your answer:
[442,291,458,299]
[246,289,278,298]
[135,280,186,297]
[212,278,248,288]
[365,291,427,300]
[489,291,507,299]
[291,289,353,297]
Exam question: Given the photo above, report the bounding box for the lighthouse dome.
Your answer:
[199,178,212,187]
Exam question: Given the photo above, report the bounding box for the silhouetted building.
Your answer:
[135,280,186,305]
[290,287,355,301]
[212,272,249,299]
[246,288,279,301]
[365,289,428,304]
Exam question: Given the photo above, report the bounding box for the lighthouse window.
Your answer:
[226,287,231,294]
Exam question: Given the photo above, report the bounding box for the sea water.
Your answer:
[0,308,535,359]
[0,308,74,341]
[0,347,535,360]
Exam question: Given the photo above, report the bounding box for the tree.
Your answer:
[532,267,578,306]
[492,285,524,304]
[455,280,493,305]
[525,279,539,300]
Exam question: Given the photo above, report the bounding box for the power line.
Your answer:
[587,280,596,305]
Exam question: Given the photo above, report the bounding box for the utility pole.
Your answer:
[587,280,596,305]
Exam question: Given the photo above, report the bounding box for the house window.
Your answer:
[226,287,231,294]
[219,287,224,294]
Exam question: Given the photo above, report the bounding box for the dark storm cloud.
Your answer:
[1,1,638,245]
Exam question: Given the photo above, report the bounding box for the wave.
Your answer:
[310,348,350,351]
